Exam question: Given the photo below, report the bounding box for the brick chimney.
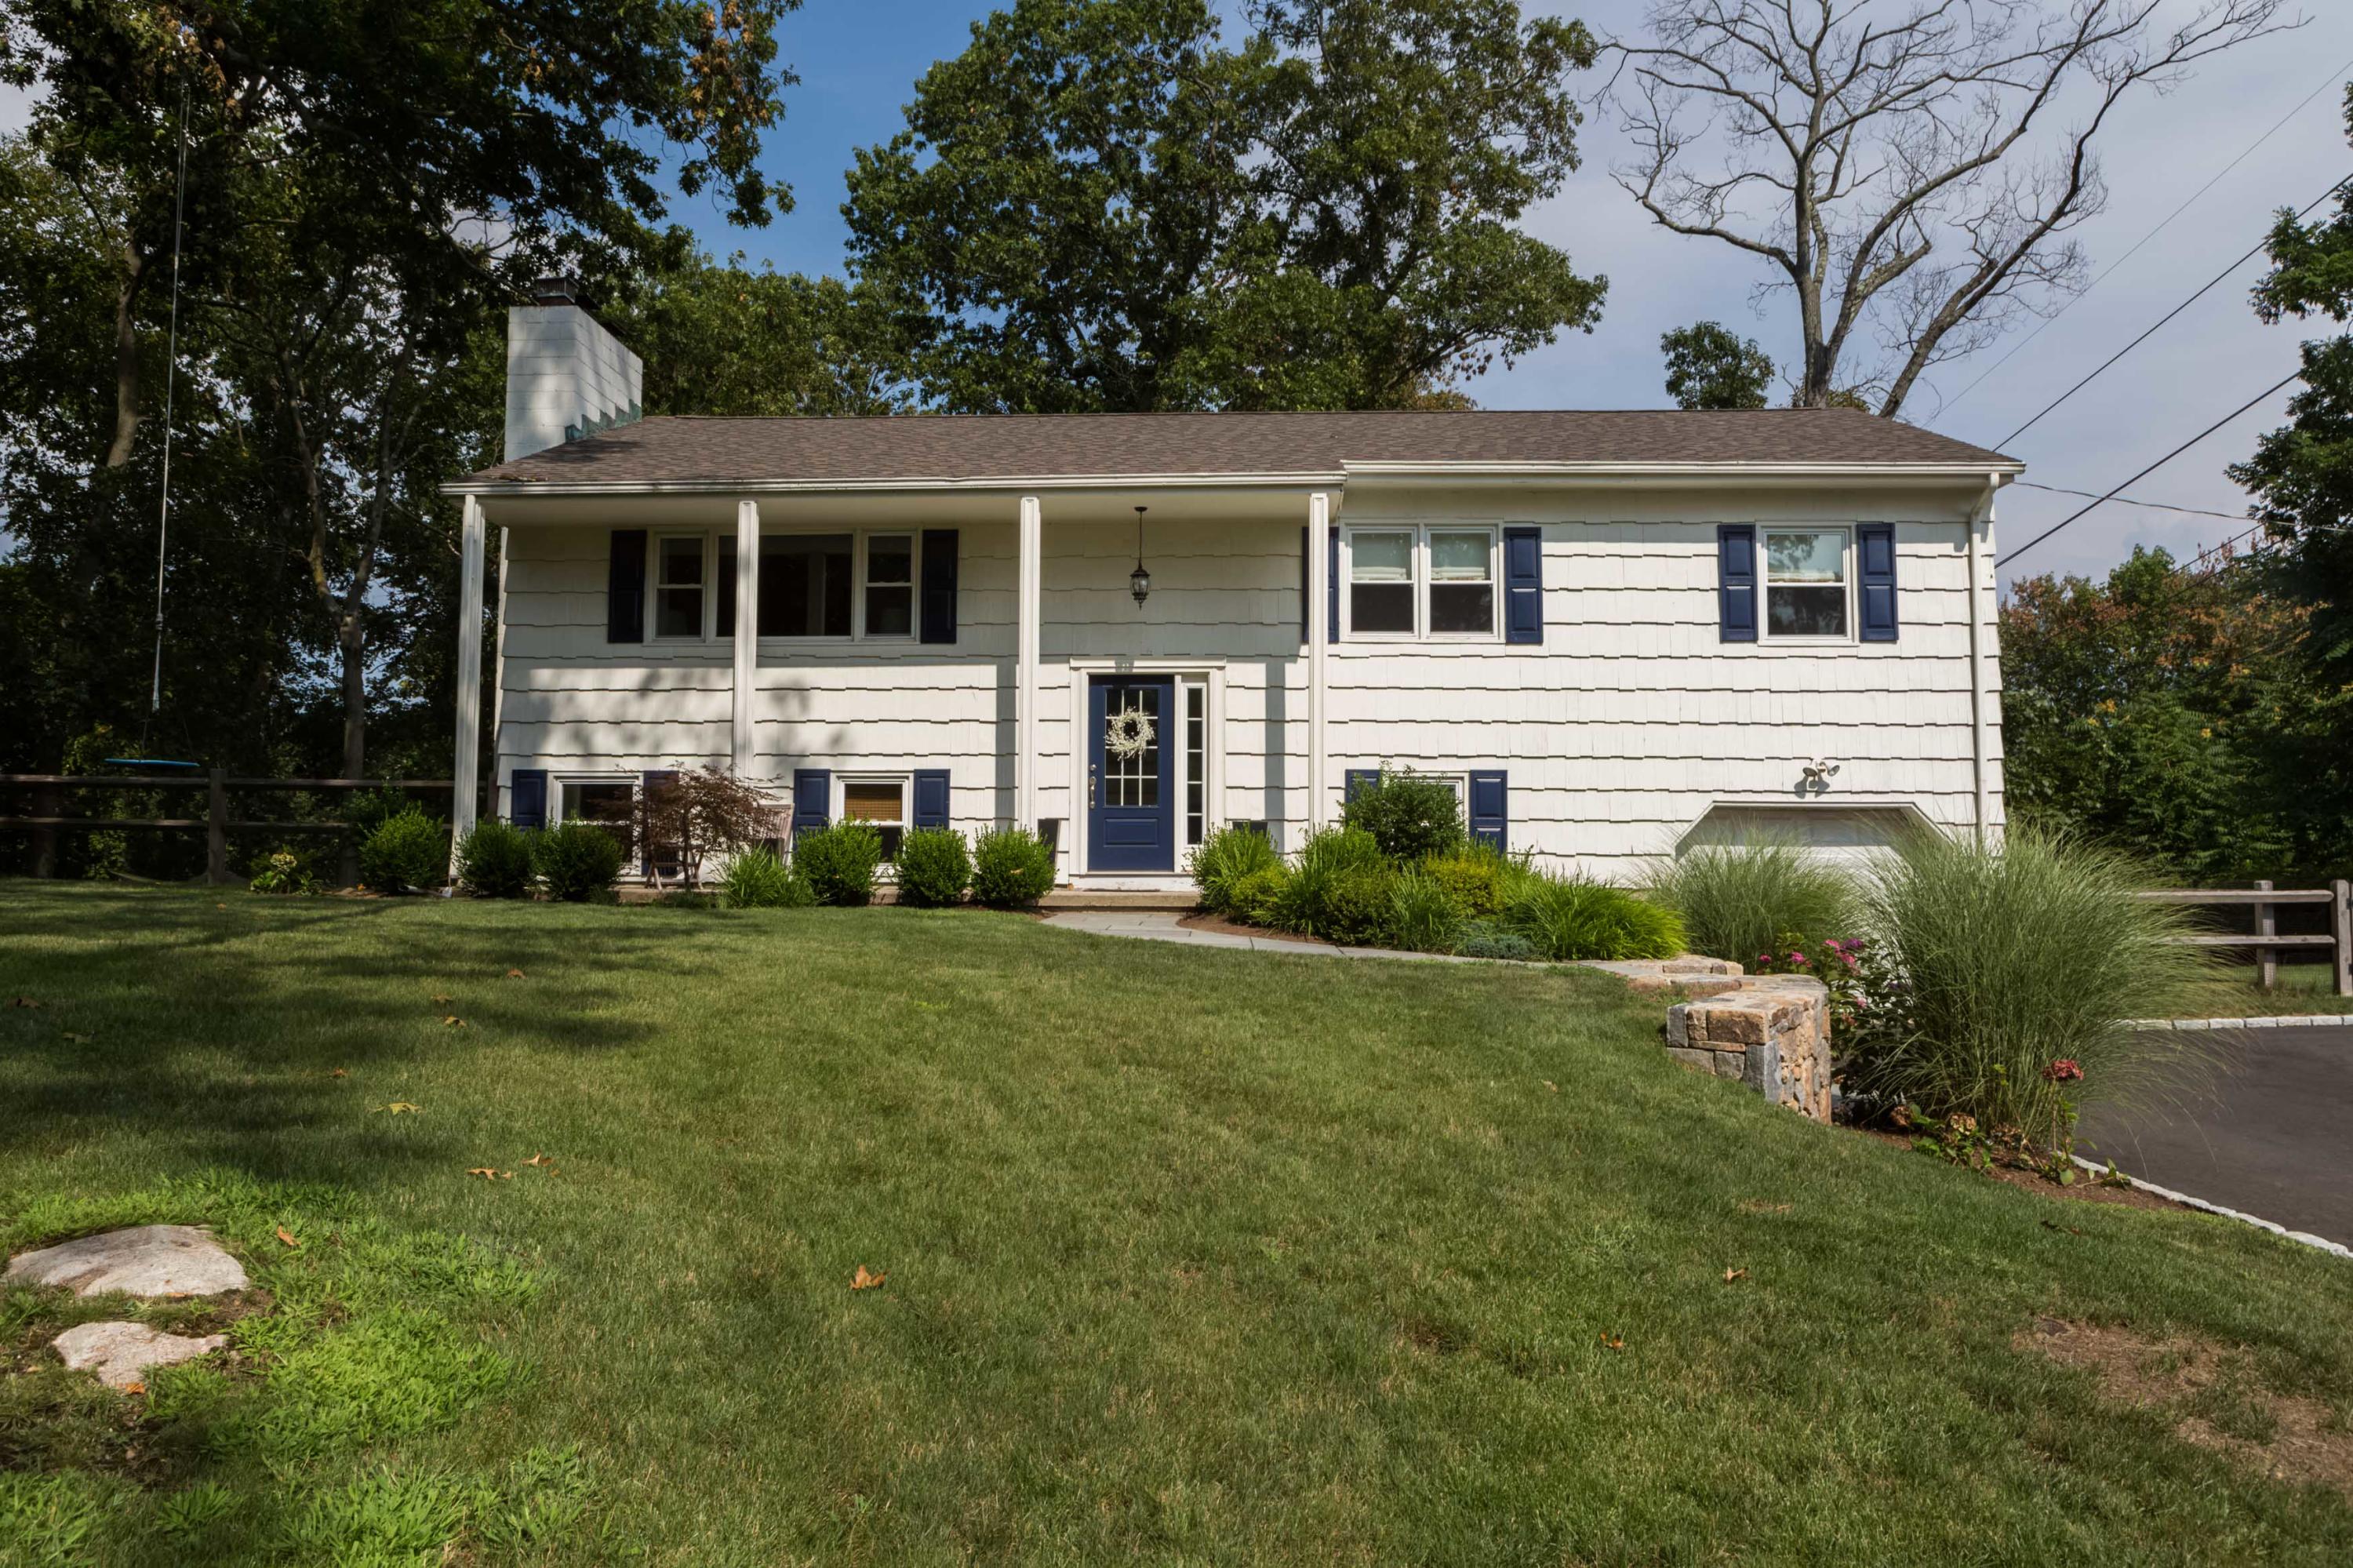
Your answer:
[504,278,644,462]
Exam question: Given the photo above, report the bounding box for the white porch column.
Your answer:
[1306,490,1330,830]
[450,495,487,870]
[732,498,759,774]
[1015,495,1042,828]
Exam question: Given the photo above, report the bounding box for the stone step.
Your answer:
[1037,889,1198,913]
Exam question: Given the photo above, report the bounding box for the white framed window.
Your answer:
[838,775,908,862]
[664,529,922,643]
[1762,527,1851,640]
[1182,678,1207,847]
[1341,526,1499,640]
[553,775,636,856]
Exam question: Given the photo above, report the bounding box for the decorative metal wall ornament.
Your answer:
[1104,708,1155,760]
[1129,505,1151,607]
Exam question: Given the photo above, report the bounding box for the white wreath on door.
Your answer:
[1104,707,1155,760]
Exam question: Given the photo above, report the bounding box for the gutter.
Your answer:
[1967,474,2004,846]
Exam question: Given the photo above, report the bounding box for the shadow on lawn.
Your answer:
[0,885,695,1188]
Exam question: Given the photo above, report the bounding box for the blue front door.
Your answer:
[1088,675,1176,872]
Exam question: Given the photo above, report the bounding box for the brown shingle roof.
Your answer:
[454,408,2020,489]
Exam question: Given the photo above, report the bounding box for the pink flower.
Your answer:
[2042,1059,2084,1083]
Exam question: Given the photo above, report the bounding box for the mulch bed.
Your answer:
[1849,1126,2186,1215]
[1175,911,1331,945]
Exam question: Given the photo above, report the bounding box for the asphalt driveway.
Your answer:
[2079,1024,2353,1249]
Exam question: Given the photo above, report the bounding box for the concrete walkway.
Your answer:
[1043,909,1478,963]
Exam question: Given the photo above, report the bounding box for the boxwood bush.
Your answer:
[895,827,973,908]
[455,820,535,899]
[1340,769,1466,862]
[971,827,1056,908]
[1422,843,1519,919]
[357,808,449,895]
[533,821,625,901]
[719,846,812,909]
[1227,864,1292,926]
[795,822,884,907]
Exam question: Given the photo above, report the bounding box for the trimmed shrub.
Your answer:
[1188,823,1280,912]
[1454,919,1535,962]
[1645,836,1859,964]
[1340,769,1466,863]
[720,846,812,909]
[1227,864,1293,926]
[455,820,536,899]
[970,827,1057,908]
[357,808,449,895]
[895,827,973,908]
[1846,828,2223,1151]
[1504,873,1686,962]
[796,823,884,907]
[533,821,625,901]
[1271,825,1386,937]
[1317,862,1402,947]
[1422,842,1519,919]
[1387,870,1461,954]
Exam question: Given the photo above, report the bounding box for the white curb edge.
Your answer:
[2126,1015,2353,1030]
[2070,1155,2352,1261]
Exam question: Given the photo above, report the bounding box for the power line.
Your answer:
[1997,174,2351,449]
[2010,481,2249,522]
[1944,52,2353,416]
[2001,370,2301,567]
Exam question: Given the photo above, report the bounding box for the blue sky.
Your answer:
[666,1,2353,588]
[9,1,2349,587]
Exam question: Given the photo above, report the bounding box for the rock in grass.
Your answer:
[5,1224,249,1297]
[53,1320,228,1388]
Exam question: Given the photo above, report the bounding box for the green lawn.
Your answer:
[2200,960,2353,1017]
[2,883,2351,1565]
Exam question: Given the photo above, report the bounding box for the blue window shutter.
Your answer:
[607,530,646,643]
[1467,770,1507,853]
[640,769,679,878]
[791,769,831,841]
[1857,522,1898,642]
[1327,524,1340,643]
[508,769,547,831]
[1503,525,1543,645]
[1716,525,1757,643]
[920,529,959,644]
[1344,768,1378,802]
[1300,526,1310,644]
[912,769,951,829]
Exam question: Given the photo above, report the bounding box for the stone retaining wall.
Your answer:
[1662,974,1832,1122]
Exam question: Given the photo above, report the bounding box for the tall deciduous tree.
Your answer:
[843,0,1606,413]
[1608,0,2288,415]
[1660,321,1773,409]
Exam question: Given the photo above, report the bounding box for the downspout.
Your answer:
[1966,475,1999,847]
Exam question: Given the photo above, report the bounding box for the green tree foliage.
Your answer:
[2000,548,2346,883]
[843,0,1606,412]
[1660,322,1773,410]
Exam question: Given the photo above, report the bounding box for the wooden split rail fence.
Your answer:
[0,772,458,885]
[2132,879,2353,998]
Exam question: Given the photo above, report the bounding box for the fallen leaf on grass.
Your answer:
[1541,1080,1558,1093]
[8,997,38,1009]
[442,1016,466,1028]
[1598,1332,1624,1351]
[505,969,525,979]
[850,1265,888,1290]
[1736,1199,1792,1215]
[122,1381,145,1395]
[523,1152,553,1166]
[213,902,224,911]
[329,1068,348,1079]
[275,1227,299,1249]
[2040,1218,2084,1236]
[61,1031,92,1044]
[1723,1268,1748,1284]
[430,993,453,1006]
[465,1167,514,1181]
[374,1101,420,1115]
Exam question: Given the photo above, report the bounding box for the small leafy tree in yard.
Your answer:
[1188,824,1279,912]
[633,769,782,893]
[720,846,813,909]
[970,828,1056,908]
[455,820,536,899]
[796,823,885,907]
[1846,828,2224,1160]
[533,822,625,903]
[358,808,448,894]
[895,828,973,908]
[1644,836,1859,964]
[1341,770,1465,863]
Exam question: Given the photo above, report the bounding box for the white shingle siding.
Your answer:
[503,307,644,463]
[490,481,2002,875]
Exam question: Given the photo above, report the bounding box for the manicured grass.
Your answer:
[2,882,2351,1564]
[2198,960,2353,1017]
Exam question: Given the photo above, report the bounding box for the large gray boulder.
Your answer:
[52,1320,228,1388]
[5,1224,249,1297]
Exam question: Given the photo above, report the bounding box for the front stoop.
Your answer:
[1038,890,1198,913]
[1664,977,1833,1122]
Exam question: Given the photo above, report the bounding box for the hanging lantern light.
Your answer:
[1129,505,1151,607]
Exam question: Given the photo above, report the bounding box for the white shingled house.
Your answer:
[442,287,2017,889]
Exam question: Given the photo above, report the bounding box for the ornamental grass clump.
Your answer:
[1504,872,1686,962]
[1272,826,1387,937]
[719,846,812,909]
[1386,869,1461,953]
[1643,835,1860,963]
[1187,824,1280,913]
[1846,828,2224,1153]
